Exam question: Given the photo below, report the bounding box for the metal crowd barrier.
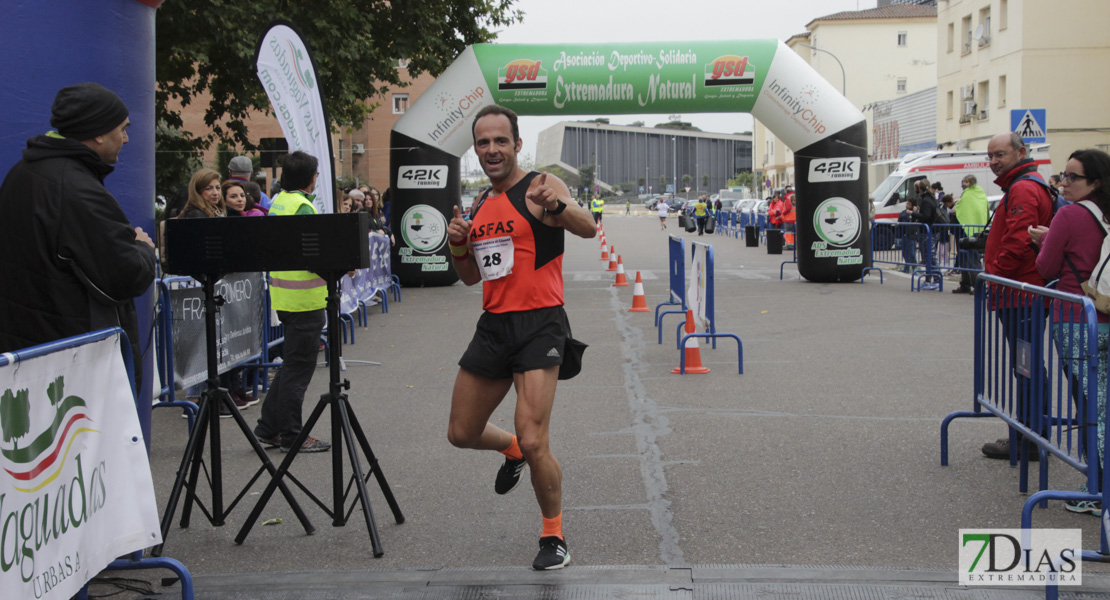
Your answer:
[155,270,398,416]
[930,223,987,280]
[862,221,987,292]
[655,235,687,332]
[0,328,195,600]
[939,275,1109,599]
[672,242,743,374]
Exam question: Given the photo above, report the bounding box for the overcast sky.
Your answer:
[462,0,880,171]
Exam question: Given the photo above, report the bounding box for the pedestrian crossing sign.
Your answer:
[1011,109,1046,143]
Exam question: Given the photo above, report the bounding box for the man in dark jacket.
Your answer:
[0,82,156,388]
[980,132,1054,460]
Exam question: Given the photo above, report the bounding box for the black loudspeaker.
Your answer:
[163,213,371,276]
[766,229,783,255]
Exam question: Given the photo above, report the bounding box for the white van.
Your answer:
[871,144,1053,222]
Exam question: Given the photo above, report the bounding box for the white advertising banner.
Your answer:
[687,243,709,329]
[750,41,862,151]
[392,46,495,158]
[256,23,334,213]
[0,335,161,599]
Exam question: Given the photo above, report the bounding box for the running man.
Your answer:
[446,104,596,570]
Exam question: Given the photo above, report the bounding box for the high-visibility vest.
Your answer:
[783,203,796,223]
[590,199,604,213]
[268,191,327,312]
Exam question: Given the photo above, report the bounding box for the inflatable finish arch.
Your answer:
[391,41,869,285]
[0,0,162,442]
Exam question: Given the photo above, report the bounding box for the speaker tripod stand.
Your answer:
[235,271,404,555]
[154,274,314,556]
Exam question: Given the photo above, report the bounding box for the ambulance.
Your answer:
[871,144,1053,222]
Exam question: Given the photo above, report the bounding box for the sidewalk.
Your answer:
[132,214,1110,599]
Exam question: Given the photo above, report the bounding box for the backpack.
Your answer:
[1072,200,1110,314]
[933,204,950,225]
[1014,172,1066,218]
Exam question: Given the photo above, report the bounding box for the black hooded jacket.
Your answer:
[0,134,156,382]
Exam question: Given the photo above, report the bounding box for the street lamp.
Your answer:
[672,136,677,199]
[797,43,845,96]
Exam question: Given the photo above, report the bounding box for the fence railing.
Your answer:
[864,221,988,291]
[939,274,1109,599]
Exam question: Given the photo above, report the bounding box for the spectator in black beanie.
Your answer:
[0,82,156,389]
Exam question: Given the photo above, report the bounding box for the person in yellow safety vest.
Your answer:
[782,193,797,249]
[694,196,709,236]
[253,150,331,454]
[590,196,604,224]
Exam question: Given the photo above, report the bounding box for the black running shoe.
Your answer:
[494,456,527,495]
[532,536,570,570]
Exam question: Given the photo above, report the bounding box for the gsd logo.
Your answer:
[704,55,753,86]
[498,59,548,91]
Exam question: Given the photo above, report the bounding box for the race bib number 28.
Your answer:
[472,236,515,281]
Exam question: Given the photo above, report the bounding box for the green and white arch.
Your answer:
[391,41,869,285]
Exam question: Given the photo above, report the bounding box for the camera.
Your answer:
[959,227,989,251]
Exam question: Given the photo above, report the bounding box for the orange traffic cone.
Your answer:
[672,310,710,374]
[612,256,629,286]
[599,233,606,248]
[628,271,650,312]
[606,246,618,271]
[600,243,609,261]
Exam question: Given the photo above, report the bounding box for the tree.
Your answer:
[658,174,666,193]
[0,388,30,450]
[654,121,701,131]
[543,165,578,190]
[518,152,535,172]
[728,171,755,194]
[629,120,645,128]
[702,174,709,189]
[155,1,521,191]
[47,377,64,407]
[578,164,596,197]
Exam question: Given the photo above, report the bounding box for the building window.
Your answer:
[394,58,410,69]
[897,31,907,47]
[998,75,1007,107]
[947,23,954,53]
[962,15,972,54]
[897,78,907,94]
[392,93,409,114]
[977,81,990,119]
[946,90,954,120]
[1000,0,1008,30]
[978,7,991,46]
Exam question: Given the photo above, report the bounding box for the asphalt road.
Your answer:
[130,213,1110,598]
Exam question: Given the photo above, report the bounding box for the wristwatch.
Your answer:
[547,199,567,215]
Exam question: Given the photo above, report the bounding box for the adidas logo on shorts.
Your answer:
[547,347,560,357]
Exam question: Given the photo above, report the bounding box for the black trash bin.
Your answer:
[766,228,783,254]
[745,225,758,247]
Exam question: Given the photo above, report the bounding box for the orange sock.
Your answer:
[541,513,563,540]
[499,434,523,461]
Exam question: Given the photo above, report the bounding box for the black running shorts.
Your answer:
[459,306,571,380]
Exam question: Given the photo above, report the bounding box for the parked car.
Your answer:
[734,199,759,215]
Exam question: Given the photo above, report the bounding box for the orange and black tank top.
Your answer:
[469,172,564,313]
